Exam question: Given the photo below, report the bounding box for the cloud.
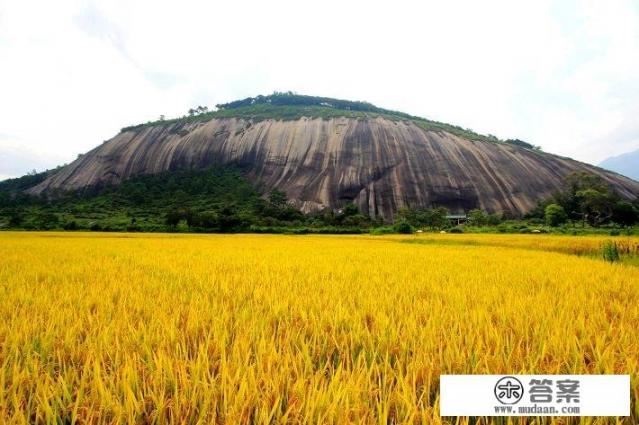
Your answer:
[73,2,128,59]
[1,0,638,177]
[0,134,69,178]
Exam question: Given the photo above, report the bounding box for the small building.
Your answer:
[446,214,467,226]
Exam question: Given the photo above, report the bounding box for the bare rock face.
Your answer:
[29,116,639,220]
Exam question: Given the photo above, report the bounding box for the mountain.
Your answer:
[24,93,639,220]
[600,148,639,181]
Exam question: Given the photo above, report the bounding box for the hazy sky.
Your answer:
[1,0,639,180]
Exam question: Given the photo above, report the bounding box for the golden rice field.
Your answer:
[0,232,638,424]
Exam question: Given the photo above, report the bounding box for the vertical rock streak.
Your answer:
[29,117,639,220]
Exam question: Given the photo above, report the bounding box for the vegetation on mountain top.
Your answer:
[120,92,537,148]
[215,92,410,116]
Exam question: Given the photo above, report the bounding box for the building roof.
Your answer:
[446,214,467,219]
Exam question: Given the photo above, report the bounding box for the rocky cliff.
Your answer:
[29,114,639,221]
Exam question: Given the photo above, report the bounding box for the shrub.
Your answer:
[165,210,182,227]
[33,211,60,230]
[612,201,638,226]
[370,226,394,235]
[486,214,502,225]
[545,203,567,227]
[63,220,78,231]
[602,241,620,262]
[496,224,509,233]
[467,209,488,226]
[449,226,464,234]
[393,220,414,234]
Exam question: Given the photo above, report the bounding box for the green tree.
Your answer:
[612,200,638,226]
[486,213,502,225]
[198,211,219,229]
[63,220,78,230]
[420,207,448,229]
[554,172,616,225]
[335,203,370,227]
[342,214,370,227]
[217,205,242,232]
[184,209,199,228]
[396,207,417,225]
[544,203,567,227]
[576,188,615,227]
[165,210,182,227]
[340,203,359,217]
[467,209,487,226]
[393,219,414,234]
[33,211,60,230]
[268,189,288,209]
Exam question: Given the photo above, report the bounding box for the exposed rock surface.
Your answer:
[29,117,639,220]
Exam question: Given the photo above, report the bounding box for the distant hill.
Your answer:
[600,148,639,181]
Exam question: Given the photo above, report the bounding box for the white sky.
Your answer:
[1,0,639,179]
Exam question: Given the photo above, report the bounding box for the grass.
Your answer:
[1,232,638,423]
